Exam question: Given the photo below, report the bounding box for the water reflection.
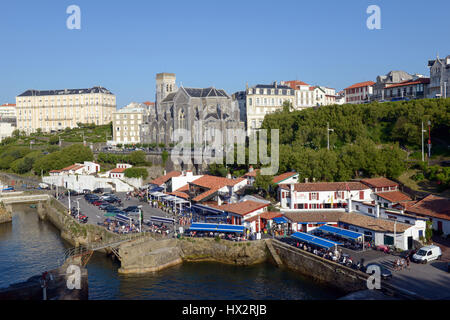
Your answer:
[0,206,343,300]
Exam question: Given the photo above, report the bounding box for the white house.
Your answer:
[406,194,450,236]
[278,181,372,210]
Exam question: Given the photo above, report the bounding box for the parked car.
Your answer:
[365,263,392,280]
[412,245,442,264]
[124,206,138,212]
[93,188,104,194]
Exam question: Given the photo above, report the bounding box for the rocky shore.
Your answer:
[0,204,12,224]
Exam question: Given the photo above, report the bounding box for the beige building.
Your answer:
[112,102,148,145]
[15,87,116,133]
[234,82,295,135]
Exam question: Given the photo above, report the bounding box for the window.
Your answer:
[249,98,252,106]
[368,208,373,214]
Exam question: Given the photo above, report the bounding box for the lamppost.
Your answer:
[138,205,143,233]
[427,120,432,162]
[68,189,71,215]
[445,81,447,99]
[421,122,427,162]
[76,198,81,221]
[327,122,334,150]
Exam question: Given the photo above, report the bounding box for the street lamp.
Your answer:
[68,189,71,215]
[427,120,432,161]
[76,198,81,221]
[421,122,427,162]
[138,205,143,233]
[327,122,334,150]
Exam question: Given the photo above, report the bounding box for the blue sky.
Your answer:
[1,0,449,108]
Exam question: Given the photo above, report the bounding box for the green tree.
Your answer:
[128,151,147,166]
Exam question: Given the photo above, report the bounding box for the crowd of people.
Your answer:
[186,230,248,241]
[394,257,410,271]
[102,219,141,234]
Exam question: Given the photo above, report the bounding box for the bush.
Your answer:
[124,167,148,180]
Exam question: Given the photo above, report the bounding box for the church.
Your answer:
[141,73,244,148]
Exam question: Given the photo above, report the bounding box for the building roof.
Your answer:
[384,78,430,89]
[110,168,127,173]
[245,211,283,223]
[375,191,412,203]
[17,86,113,97]
[61,164,85,172]
[273,172,298,184]
[190,175,244,189]
[283,211,344,223]
[279,181,369,192]
[345,81,375,90]
[217,200,269,217]
[182,87,229,98]
[243,168,260,178]
[150,171,182,186]
[406,194,450,221]
[192,188,218,202]
[168,190,189,200]
[283,80,310,89]
[361,177,398,189]
[253,83,292,90]
[0,103,16,107]
[339,212,412,233]
[143,101,155,106]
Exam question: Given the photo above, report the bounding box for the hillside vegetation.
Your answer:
[260,98,450,186]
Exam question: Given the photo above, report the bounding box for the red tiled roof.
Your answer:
[110,168,127,173]
[150,171,182,186]
[61,164,85,171]
[345,81,375,90]
[273,172,298,184]
[385,78,430,89]
[217,200,269,216]
[284,80,310,90]
[243,169,260,178]
[406,195,450,221]
[192,188,218,202]
[0,103,16,107]
[376,191,412,203]
[49,169,62,173]
[361,177,398,188]
[174,184,189,192]
[168,191,189,200]
[245,211,282,223]
[143,101,155,106]
[190,175,244,189]
[279,181,369,192]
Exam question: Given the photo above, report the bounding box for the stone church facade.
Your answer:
[141,73,244,147]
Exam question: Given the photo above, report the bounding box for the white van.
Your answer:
[412,245,442,264]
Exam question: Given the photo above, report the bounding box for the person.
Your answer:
[406,256,410,269]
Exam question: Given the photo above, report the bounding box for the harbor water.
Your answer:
[0,205,342,300]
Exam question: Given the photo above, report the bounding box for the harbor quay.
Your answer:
[1,191,449,300]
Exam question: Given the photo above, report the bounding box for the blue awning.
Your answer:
[317,225,363,240]
[149,186,164,192]
[291,232,342,249]
[150,216,175,224]
[191,204,225,215]
[273,216,289,224]
[115,214,131,223]
[188,223,245,233]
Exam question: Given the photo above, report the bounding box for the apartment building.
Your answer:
[344,81,375,104]
[112,102,149,145]
[15,86,116,133]
[235,82,295,135]
[283,80,315,109]
[0,103,17,119]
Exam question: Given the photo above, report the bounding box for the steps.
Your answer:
[265,239,283,267]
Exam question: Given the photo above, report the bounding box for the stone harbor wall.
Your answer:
[0,204,12,224]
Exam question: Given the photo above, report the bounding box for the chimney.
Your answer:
[163,170,167,176]
[376,204,380,218]
[312,177,316,183]
[227,172,232,179]
[305,178,309,183]
[274,81,278,89]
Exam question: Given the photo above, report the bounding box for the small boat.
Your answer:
[30,204,37,209]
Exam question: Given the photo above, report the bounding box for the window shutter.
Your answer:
[309,193,312,200]
[317,192,319,200]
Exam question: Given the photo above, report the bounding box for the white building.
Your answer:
[234,82,295,135]
[278,181,372,210]
[283,81,315,110]
[15,87,116,134]
[344,81,375,104]
[49,162,100,176]
[406,194,450,236]
[112,102,149,145]
[217,200,270,230]
[0,103,17,119]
